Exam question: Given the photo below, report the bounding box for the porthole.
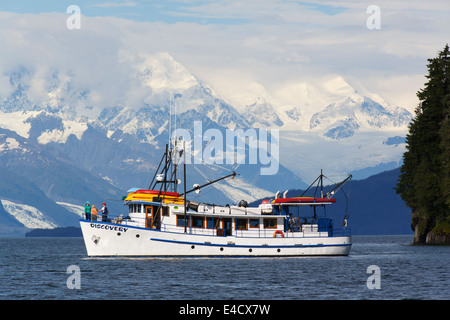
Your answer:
[136,234,140,238]
[277,248,281,253]
[249,249,252,253]
[220,247,224,251]
[191,245,195,249]
[117,232,121,236]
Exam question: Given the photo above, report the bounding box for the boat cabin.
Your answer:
[118,189,336,238]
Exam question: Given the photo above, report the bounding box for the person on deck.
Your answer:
[100,203,108,222]
[84,202,91,220]
[91,204,98,221]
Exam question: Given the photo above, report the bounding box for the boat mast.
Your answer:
[184,171,238,195]
[173,139,177,193]
[324,174,352,198]
[320,169,324,198]
[164,144,169,193]
[300,170,324,198]
[183,140,187,233]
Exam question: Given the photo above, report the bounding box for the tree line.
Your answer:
[396,44,450,244]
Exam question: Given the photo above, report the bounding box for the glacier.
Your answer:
[1,200,58,229]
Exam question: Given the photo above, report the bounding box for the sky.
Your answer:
[0,0,449,113]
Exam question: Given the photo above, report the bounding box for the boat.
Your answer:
[80,142,352,257]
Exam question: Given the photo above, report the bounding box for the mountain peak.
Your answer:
[322,76,358,98]
[132,51,200,93]
[309,95,412,139]
[243,97,284,128]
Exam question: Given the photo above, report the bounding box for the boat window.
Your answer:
[206,217,220,229]
[249,219,259,228]
[191,216,204,228]
[206,217,213,229]
[263,218,277,229]
[176,215,189,227]
[129,204,141,213]
[236,219,248,230]
[152,205,169,217]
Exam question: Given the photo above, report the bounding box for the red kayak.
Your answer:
[272,197,336,204]
[134,189,180,197]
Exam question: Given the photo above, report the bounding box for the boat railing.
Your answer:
[85,215,351,238]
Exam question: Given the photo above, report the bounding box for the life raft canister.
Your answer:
[273,230,284,238]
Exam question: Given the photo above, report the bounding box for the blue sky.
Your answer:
[0,0,346,23]
[0,1,449,111]
[0,0,251,24]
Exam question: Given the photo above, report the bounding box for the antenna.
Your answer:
[320,169,323,198]
[183,139,187,234]
[169,92,172,148]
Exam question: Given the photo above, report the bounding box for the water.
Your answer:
[0,235,448,300]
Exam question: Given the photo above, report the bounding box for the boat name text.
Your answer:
[90,223,128,233]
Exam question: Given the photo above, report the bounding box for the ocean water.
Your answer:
[0,235,448,300]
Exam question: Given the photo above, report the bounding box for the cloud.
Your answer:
[0,1,448,114]
[89,2,137,8]
[0,12,147,113]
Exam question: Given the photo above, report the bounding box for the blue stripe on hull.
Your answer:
[150,237,352,249]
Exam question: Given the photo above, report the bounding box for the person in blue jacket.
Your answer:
[100,202,108,222]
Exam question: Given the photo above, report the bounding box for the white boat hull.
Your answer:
[80,220,352,257]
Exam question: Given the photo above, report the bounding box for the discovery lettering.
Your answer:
[90,223,128,233]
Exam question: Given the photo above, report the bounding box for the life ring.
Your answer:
[273,230,284,238]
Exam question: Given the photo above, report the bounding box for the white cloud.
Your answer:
[89,2,137,8]
[0,74,13,98]
[0,1,448,114]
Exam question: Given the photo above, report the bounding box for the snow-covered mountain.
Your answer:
[309,94,412,139]
[240,77,412,135]
[243,97,284,128]
[0,52,412,234]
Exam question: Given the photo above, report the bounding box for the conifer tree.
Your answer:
[396,44,450,244]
